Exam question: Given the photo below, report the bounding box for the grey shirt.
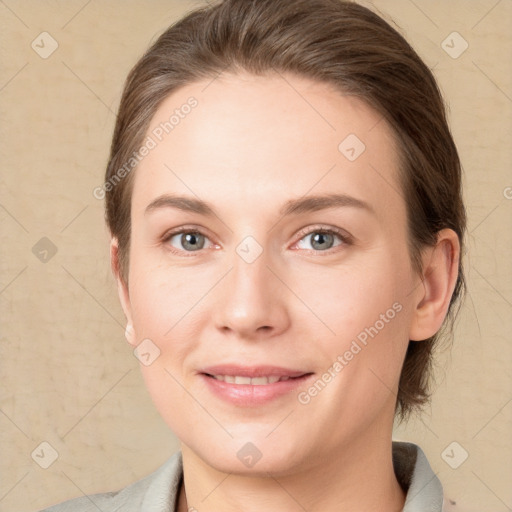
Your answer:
[40,441,443,512]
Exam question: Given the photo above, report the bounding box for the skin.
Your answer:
[112,72,460,512]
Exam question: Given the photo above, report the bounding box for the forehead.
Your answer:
[132,72,403,219]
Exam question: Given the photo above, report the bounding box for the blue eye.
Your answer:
[163,226,350,256]
[296,228,347,252]
[166,230,211,252]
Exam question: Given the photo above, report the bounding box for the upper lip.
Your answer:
[199,365,311,378]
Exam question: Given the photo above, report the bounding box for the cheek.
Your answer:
[295,254,411,343]
[127,260,207,430]
[127,251,213,341]
[293,252,413,402]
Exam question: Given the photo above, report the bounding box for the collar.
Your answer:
[393,441,444,512]
[139,441,443,512]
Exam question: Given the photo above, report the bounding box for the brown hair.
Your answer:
[105,0,466,419]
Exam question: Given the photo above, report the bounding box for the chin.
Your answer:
[183,432,311,477]
[208,451,301,477]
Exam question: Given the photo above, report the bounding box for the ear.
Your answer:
[409,229,461,341]
[111,238,137,347]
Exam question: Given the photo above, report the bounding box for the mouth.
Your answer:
[198,365,314,406]
[205,374,297,385]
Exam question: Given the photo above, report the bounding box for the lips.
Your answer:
[199,365,314,406]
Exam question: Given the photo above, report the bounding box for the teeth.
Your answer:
[251,377,269,385]
[211,375,290,385]
[234,376,251,385]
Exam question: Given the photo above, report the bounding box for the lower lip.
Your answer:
[201,374,314,406]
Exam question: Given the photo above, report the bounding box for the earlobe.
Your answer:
[125,323,137,346]
[110,238,136,345]
[409,229,460,341]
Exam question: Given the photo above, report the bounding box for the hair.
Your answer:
[104,0,466,420]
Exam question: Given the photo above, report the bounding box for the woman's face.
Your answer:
[118,72,423,475]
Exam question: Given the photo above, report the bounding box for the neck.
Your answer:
[177,425,405,512]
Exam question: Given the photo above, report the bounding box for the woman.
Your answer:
[42,0,465,510]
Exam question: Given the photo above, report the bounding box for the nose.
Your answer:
[212,247,291,341]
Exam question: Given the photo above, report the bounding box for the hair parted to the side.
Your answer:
[105,0,466,420]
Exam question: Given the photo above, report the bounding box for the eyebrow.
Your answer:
[144,193,374,217]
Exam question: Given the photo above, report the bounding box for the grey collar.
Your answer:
[139,441,443,512]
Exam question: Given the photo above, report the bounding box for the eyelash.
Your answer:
[161,225,352,257]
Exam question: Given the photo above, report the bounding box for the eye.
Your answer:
[162,226,351,255]
[163,228,215,254]
[294,227,350,253]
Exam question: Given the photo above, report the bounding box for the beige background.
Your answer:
[1,1,511,511]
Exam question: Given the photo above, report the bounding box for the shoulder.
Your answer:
[39,451,183,512]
